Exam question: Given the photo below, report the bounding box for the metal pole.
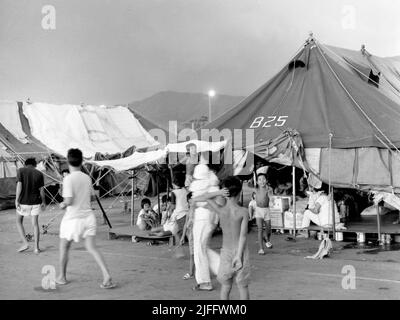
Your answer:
[208,96,212,123]
[130,170,134,227]
[376,204,382,244]
[156,168,161,217]
[292,166,296,236]
[331,186,336,239]
[240,180,244,206]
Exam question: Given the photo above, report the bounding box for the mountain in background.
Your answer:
[128,91,244,131]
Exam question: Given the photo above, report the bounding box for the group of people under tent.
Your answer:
[131,142,350,298]
[13,140,380,300]
[133,143,250,299]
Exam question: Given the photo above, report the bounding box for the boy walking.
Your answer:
[56,148,115,289]
[15,158,45,254]
[254,173,272,254]
[196,176,250,300]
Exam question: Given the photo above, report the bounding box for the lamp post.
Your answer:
[208,90,215,123]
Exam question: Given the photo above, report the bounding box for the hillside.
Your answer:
[129,91,244,131]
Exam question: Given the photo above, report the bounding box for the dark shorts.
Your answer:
[217,248,250,287]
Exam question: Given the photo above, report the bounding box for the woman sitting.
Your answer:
[299,185,340,230]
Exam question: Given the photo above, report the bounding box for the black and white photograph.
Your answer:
[1,0,400,304]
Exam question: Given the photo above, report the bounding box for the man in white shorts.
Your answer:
[56,148,115,289]
[15,157,45,254]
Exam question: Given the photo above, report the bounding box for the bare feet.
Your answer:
[55,277,68,285]
[17,244,29,253]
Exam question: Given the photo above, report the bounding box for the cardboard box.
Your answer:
[270,196,290,212]
[284,211,304,229]
[270,210,284,228]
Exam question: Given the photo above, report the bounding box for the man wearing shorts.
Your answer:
[56,148,115,289]
[15,158,45,254]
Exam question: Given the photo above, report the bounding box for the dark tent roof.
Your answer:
[203,39,400,149]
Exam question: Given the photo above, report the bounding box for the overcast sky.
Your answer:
[1,0,399,105]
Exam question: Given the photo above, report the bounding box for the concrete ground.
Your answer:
[1,193,400,300]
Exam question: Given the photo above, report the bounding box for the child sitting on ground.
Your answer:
[180,192,195,280]
[153,194,169,225]
[136,198,158,231]
[254,173,272,254]
[149,172,188,245]
[195,176,250,300]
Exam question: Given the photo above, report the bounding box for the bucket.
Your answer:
[335,232,343,241]
[356,232,365,243]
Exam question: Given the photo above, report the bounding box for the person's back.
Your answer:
[172,188,188,219]
[219,204,248,252]
[18,166,44,205]
[63,171,93,220]
[204,176,250,300]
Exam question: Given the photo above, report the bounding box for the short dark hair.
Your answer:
[221,176,242,198]
[67,148,83,167]
[173,171,186,188]
[25,158,37,167]
[257,173,267,180]
[161,195,170,203]
[141,198,151,208]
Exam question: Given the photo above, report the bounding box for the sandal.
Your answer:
[183,273,194,280]
[100,281,117,289]
[192,284,213,291]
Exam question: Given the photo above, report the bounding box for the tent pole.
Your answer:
[292,166,296,236]
[376,204,382,244]
[331,186,336,239]
[130,170,134,227]
[240,180,244,206]
[156,167,161,219]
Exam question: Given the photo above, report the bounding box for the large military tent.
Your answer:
[203,37,400,194]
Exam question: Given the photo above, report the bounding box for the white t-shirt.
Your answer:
[62,171,94,219]
[311,193,340,226]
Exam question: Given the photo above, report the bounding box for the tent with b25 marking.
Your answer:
[203,37,400,193]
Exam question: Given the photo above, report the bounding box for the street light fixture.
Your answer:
[208,90,216,123]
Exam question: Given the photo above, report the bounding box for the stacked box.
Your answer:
[270,196,290,212]
[270,210,284,228]
[269,196,290,228]
[284,211,304,229]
